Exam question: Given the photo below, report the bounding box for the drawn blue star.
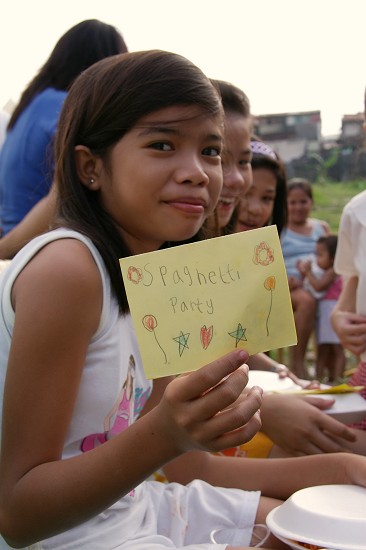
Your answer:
[228,323,247,347]
[173,331,190,357]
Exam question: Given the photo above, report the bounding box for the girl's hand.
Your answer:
[331,310,366,356]
[296,259,310,277]
[288,276,302,291]
[156,349,263,454]
[261,395,356,456]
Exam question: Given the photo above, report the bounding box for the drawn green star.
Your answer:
[228,323,247,347]
[173,331,190,357]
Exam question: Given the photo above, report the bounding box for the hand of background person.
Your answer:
[155,349,262,454]
[288,275,303,291]
[260,393,356,456]
[331,310,366,357]
[296,258,311,277]
[275,363,320,389]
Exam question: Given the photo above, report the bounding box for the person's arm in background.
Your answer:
[163,447,366,500]
[248,352,320,388]
[331,276,366,357]
[319,218,331,235]
[297,259,335,293]
[260,393,357,456]
[0,183,57,259]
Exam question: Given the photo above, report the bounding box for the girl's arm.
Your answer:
[163,449,366,501]
[0,240,261,547]
[331,276,366,356]
[0,184,57,259]
[306,266,336,292]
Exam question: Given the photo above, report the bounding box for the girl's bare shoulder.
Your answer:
[13,238,102,312]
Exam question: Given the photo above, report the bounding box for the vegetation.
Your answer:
[311,179,366,232]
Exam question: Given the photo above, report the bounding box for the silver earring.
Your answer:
[90,178,95,185]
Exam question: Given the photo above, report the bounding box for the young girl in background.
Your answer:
[298,235,345,382]
[234,140,287,236]
[208,79,253,234]
[281,178,330,378]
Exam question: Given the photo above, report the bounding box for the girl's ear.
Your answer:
[74,145,103,191]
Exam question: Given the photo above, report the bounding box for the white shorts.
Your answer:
[35,480,260,550]
[119,480,260,550]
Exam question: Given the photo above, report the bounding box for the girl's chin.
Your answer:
[217,211,235,229]
[237,222,257,232]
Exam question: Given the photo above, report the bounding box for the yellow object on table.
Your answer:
[273,383,364,395]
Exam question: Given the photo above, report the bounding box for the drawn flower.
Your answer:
[127,266,143,284]
[253,241,274,266]
[264,276,276,336]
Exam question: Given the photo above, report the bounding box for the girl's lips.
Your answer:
[217,197,236,211]
[167,199,207,214]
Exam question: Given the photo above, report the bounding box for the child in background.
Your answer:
[235,139,287,237]
[281,179,330,378]
[298,235,345,382]
[208,79,253,235]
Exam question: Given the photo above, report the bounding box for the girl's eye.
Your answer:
[263,196,275,203]
[239,159,251,167]
[202,146,221,157]
[150,142,173,151]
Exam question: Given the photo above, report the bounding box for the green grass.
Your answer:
[311,180,366,232]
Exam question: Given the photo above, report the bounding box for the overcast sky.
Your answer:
[1,0,365,135]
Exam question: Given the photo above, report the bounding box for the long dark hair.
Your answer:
[54,50,223,313]
[251,149,288,236]
[8,19,127,129]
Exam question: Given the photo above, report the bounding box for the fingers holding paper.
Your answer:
[156,349,263,454]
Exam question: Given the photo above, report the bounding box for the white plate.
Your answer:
[311,392,366,424]
[266,484,366,550]
[247,370,299,392]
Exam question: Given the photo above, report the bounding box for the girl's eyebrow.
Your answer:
[137,126,179,136]
[137,125,223,144]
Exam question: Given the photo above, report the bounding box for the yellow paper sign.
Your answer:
[119,225,297,379]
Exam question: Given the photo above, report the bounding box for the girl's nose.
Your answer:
[176,155,209,186]
[223,165,251,197]
[247,197,261,215]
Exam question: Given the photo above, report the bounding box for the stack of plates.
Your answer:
[266,484,366,550]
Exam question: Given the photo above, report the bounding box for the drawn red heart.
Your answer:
[200,325,213,350]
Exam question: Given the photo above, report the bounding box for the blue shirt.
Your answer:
[281,219,327,279]
[0,88,67,235]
